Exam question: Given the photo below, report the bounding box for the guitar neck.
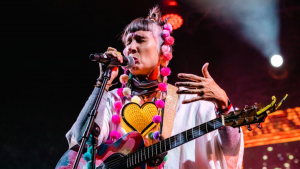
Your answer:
[125,116,225,167]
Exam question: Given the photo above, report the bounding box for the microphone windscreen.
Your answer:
[124,56,135,69]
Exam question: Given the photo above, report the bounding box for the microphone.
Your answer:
[89,53,135,69]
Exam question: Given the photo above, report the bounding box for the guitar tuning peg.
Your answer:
[257,123,262,129]
[247,125,252,131]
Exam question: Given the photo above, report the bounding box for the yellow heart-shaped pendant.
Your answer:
[121,102,159,137]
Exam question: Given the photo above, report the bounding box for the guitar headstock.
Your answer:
[223,94,288,130]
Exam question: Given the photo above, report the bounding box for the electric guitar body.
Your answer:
[56,132,147,169]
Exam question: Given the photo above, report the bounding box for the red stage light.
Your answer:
[168,1,177,6]
[162,14,183,30]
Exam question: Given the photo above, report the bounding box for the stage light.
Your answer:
[162,14,183,30]
[263,155,268,160]
[168,1,177,6]
[270,54,283,67]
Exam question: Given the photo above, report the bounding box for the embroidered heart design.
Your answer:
[121,102,158,137]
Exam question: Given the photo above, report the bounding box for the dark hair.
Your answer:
[121,6,166,45]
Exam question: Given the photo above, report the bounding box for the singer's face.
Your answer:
[125,30,162,77]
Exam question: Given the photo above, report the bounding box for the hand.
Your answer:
[99,47,122,90]
[175,63,228,110]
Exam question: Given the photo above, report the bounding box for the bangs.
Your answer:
[122,18,156,44]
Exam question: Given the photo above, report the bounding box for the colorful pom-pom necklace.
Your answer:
[104,24,175,144]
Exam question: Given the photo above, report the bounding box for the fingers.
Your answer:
[177,73,205,82]
[175,82,204,88]
[177,88,205,95]
[105,51,123,63]
[202,62,212,79]
[107,47,117,52]
[182,94,214,104]
[182,96,204,104]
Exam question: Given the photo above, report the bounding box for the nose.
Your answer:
[128,41,137,54]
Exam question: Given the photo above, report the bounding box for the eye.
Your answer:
[126,40,132,46]
[137,39,145,43]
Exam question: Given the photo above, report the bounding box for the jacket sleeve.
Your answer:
[65,87,114,148]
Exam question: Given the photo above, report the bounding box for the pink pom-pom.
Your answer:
[153,131,160,140]
[111,115,120,124]
[155,100,165,108]
[110,130,121,140]
[153,115,161,123]
[161,45,170,53]
[164,36,174,46]
[117,88,124,97]
[158,83,168,92]
[162,30,170,38]
[163,23,173,32]
[163,52,173,61]
[161,67,171,76]
[104,140,114,144]
[113,101,122,111]
[119,74,129,84]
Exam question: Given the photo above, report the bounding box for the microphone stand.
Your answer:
[72,63,112,169]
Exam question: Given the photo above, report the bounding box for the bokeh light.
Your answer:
[270,54,283,67]
[284,163,290,167]
[162,14,183,30]
[263,155,268,160]
[267,147,273,151]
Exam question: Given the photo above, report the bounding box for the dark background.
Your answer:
[1,0,300,168]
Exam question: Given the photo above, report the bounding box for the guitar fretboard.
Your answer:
[122,116,225,168]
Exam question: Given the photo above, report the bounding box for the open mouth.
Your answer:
[132,56,139,63]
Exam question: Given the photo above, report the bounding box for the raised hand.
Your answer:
[98,47,122,90]
[175,63,228,110]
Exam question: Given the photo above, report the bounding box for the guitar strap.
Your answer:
[161,84,179,139]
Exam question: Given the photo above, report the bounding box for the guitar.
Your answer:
[56,95,287,169]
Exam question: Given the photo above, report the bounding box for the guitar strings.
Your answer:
[104,119,223,168]
[105,119,223,169]
[105,119,223,168]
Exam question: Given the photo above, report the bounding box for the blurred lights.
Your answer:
[168,1,177,6]
[270,54,283,67]
[289,155,294,160]
[263,155,268,160]
[284,163,290,167]
[262,167,267,169]
[267,147,273,151]
[162,14,183,30]
[295,159,299,163]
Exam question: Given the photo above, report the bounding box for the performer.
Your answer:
[58,6,243,169]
